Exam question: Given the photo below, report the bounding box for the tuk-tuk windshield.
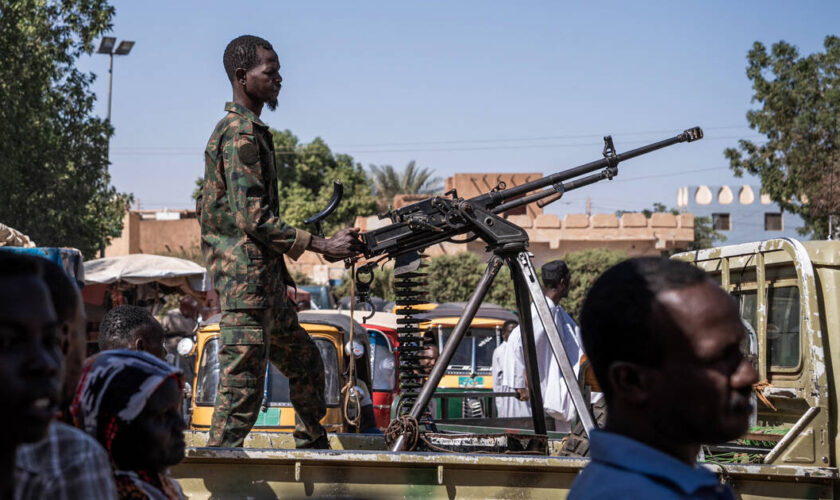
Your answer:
[368,329,396,391]
[438,327,498,371]
[195,337,341,407]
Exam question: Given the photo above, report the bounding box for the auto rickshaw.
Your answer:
[343,311,400,430]
[415,302,518,420]
[181,310,373,435]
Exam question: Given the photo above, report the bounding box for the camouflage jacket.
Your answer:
[197,102,311,310]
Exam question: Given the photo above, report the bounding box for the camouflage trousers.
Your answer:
[207,305,326,448]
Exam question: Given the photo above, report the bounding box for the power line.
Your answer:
[110,134,763,156]
[110,124,754,153]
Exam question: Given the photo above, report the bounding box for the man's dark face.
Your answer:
[647,280,758,444]
[0,276,62,446]
[179,296,199,320]
[419,345,438,370]
[557,275,571,299]
[132,322,166,360]
[243,47,282,111]
[112,377,185,471]
[502,322,517,342]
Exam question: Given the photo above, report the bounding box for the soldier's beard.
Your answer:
[266,98,278,111]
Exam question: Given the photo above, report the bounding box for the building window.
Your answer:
[765,212,783,231]
[712,213,731,231]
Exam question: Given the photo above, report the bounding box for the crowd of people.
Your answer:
[1,252,188,499]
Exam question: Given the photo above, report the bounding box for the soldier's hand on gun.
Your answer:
[309,227,363,259]
[516,388,530,401]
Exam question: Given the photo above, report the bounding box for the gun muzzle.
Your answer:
[682,127,704,142]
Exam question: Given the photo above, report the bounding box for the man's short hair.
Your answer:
[99,305,158,351]
[541,260,570,288]
[40,259,81,322]
[0,251,43,278]
[580,257,708,399]
[223,35,274,82]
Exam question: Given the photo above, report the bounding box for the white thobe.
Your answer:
[504,296,587,431]
[492,341,530,418]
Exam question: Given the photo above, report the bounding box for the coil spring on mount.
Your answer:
[394,262,435,426]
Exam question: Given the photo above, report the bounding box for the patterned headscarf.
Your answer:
[72,349,186,500]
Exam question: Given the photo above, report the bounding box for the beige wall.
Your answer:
[105,211,201,257]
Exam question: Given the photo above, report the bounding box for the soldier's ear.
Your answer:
[235,67,247,86]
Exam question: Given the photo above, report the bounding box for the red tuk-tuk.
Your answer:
[340,311,399,430]
[364,313,400,430]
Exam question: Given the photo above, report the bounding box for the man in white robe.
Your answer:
[504,260,586,432]
[492,320,530,417]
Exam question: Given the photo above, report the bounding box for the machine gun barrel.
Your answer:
[478,127,703,209]
[493,167,617,214]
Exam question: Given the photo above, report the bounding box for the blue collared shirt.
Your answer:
[568,430,735,499]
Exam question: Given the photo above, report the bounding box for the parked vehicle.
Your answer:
[182,310,373,434]
[350,311,400,430]
[299,285,334,310]
[415,302,518,420]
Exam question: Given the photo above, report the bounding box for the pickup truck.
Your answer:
[171,238,840,499]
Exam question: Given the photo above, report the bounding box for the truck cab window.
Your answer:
[767,286,800,368]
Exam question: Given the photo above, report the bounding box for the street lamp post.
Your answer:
[97,37,135,123]
[96,36,135,257]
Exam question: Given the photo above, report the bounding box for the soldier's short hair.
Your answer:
[580,257,708,400]
[223,35,274,82]
[99,305,161,351]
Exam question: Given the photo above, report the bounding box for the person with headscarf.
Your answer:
[72,350,186,500]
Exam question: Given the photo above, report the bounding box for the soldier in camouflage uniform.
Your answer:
[197,35,361,449]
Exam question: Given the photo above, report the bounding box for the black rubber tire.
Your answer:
[558,397,607,457]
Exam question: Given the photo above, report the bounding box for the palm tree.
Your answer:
[369,161,443,210]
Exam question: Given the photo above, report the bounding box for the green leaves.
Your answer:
[0,0,129,258]
[369,161,443,211]
[271,129,378,235]
[726,36,840,238]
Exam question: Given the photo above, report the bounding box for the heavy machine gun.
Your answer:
[361,127,702,261]
[312,127,704,453]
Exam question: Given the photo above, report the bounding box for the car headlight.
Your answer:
[177,337,196,356]
[345,340,364,359]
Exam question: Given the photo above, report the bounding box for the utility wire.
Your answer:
[111,134,763,156]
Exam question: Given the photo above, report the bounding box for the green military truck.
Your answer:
[171,237,840,498]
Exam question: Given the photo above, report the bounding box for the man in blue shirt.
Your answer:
[569,257,758,499]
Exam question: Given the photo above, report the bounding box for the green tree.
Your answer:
[0,0,130,258]
[557,248,627,321]
[272,130,378,234]
[725,36,840,238]
[369,161,443,211]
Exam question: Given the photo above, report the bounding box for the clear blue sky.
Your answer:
[77,1,839,217]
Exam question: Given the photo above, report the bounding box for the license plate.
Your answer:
[458,376,484,388]
[254,407,281,426]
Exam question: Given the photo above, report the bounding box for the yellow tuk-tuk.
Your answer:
[415,302,518,419]
[183,310,372,434]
